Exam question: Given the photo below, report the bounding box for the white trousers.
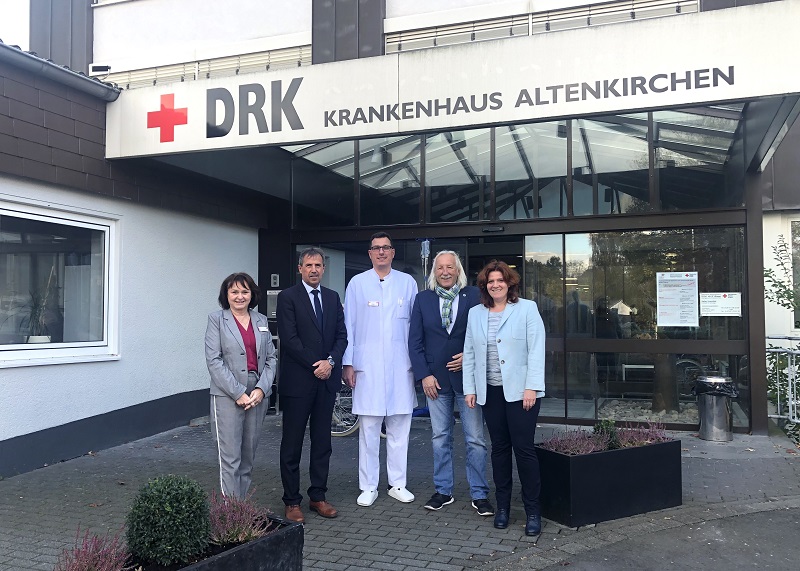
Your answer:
[358,413,412,491]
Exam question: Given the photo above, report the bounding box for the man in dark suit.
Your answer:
[277,247,348,522]
[408,250,494,516]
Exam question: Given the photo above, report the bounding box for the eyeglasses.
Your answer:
[368,245,394,252]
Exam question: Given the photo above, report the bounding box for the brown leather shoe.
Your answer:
[284,504,305,523]
[309,499,338,518]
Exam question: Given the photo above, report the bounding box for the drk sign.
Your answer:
[145,79,304,143]
[106,2,800,159]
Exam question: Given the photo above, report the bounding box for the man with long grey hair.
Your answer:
[408,250,493,515]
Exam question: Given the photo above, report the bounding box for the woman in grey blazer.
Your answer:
[205,272,277,499]
[463,261,546,536]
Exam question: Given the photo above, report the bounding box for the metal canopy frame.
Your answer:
[281,101,753,224]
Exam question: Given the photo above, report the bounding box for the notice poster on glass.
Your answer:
[699,292,742,317]
[656,272,699,327]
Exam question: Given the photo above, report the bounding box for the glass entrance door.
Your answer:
[289,223,749,430]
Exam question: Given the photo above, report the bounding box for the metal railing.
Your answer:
[101,44,312,89]
[766,336,800,424]
[98,1,700,88]
[386,0,699,54]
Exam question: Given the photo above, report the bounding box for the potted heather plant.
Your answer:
[123,475,303,571]
[54,527,131,571]
[54,475,303,571]
[535,421,682,527]
[54,476,303,571]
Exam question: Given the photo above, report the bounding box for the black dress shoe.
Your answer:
[493,508,509,529]
[525,514,542,536]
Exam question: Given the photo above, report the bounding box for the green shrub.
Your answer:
[593,419,620,450]
[125,475,210,566]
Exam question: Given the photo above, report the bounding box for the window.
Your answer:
[426,129,491,223]
[292,141,356,228]
[359,135,422,226]
[0,202,117,366]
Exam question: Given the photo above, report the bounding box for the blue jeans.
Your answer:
[427,388,490,499]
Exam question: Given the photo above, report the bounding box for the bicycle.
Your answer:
[330,379,427,437]
[331,381,360,436]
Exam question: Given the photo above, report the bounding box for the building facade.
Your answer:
[2,0,798,475]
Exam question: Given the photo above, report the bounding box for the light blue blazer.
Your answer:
[205,309,277,400]
[462,299,546,406]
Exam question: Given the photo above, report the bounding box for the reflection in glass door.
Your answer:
[295,225,748,430]
[525,227,748,428]
[300,236,526,302]
[466,236,524,287]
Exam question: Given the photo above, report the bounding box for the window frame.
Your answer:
[0,199,120,368]
[786,217,800,335]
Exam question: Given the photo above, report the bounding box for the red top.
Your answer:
[234,315,258,372]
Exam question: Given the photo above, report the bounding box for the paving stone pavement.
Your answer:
[1,415,799,570]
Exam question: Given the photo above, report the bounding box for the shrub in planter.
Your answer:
[125,475,210,567]
[538,428,609,456]
[123,479,303,571]
[54,527,130,571]
[540,422,671,455]
[615,422,671,448]
[209,490,279,546]
[592,419,620,449]
[537,422,681,527]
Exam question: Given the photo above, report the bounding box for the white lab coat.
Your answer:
[343,268,418,416]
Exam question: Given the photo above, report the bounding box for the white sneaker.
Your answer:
[357,489,378,506]
[387,486,415,503]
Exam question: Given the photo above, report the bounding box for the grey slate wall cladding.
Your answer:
[0,60,274,228]
[761,117,800,211]
[312,0,385,63]
[29,0,94,74]
[700,0,782,10]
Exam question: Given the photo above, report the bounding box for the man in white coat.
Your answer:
[343,232,419,507]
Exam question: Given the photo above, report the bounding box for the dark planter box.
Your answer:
[180,517,303,571]
[536,439,682,528]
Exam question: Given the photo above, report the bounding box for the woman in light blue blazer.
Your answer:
[205,272,277,499]
[463,261,546,536]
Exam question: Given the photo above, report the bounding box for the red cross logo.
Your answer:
[147,94,188,143]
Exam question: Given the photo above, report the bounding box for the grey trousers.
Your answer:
[211,371,266,499]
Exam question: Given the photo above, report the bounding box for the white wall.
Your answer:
[93,0,607,71]
[0,176,259,440]
[93,0,312,71]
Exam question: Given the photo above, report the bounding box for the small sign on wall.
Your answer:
[656,272,699,327]
[699,292,741,317]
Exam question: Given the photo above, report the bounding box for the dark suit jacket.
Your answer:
[277,283,348,396]
[408,286,480,394]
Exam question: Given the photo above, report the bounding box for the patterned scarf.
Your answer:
[435,284,461,330]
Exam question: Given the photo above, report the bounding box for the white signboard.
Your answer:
[699,292,742,317]
[106,2,800,158]
[656,272,698,327]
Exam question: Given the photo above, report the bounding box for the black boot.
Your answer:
[525,514,541,536]
[494,508,510,529]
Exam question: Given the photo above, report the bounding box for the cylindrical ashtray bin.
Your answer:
[695,376,738,442]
